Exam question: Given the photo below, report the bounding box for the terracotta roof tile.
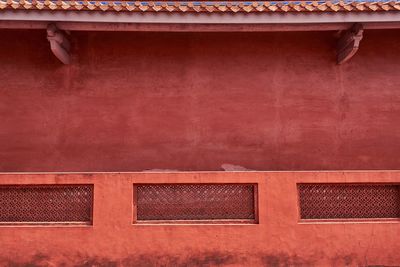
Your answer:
[0,0,399,12]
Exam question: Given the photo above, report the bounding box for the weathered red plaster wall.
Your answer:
[1,29,400,171]
[0,171,399,266]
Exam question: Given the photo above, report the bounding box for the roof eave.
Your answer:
[2,11,400,31]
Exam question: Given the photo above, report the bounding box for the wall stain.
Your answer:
[121,251,236,267]
[1,251,236,267]
[1,252,397,267]
[330,254,359,267]
[261,253,314,267]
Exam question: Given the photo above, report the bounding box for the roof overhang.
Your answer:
[2,10,400,32]
[1,3,398,64]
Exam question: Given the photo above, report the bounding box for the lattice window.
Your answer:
[0,185,93,224]
[135,184,256,222]
[298,184,400,220]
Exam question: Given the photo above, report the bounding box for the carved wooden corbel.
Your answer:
[47,23,71,64]
[337,23,363,65]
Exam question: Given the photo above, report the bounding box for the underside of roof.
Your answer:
[1,0,400,32]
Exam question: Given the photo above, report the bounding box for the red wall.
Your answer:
[1,29,400,171]
[0,171,399,266]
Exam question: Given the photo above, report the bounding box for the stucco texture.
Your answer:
[0,171,399,267]
[1,29,400,171]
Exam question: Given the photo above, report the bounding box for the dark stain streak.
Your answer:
[2,253,51,267]
[330,254,359,267]
[77,257,118,267]
[183,251,236,267]
[121,251,236,267]
[0,252,396,267]
[1,251,237,267]
[261,253,313,267]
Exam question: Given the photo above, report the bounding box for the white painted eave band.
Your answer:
[1,10,400,24]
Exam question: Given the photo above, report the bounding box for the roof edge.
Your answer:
[2,20,400,32]
[2,10,400,25]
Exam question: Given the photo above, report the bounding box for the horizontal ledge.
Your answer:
[1,170,400,174]
[2,20,400,32]
[134,219,257,225]
[2,10,400,27]
[298,218,400,224]
[0,221,92,226]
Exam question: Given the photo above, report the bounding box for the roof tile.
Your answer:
[1,0,400,12]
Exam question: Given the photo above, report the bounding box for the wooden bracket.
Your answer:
[47,23,71,64]
[337,23,363,65]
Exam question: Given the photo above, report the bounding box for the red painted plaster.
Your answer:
[1,30,400,171]
[0,171,399,266]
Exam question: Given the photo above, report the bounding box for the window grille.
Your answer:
[298,184,400,220]
[0,185,93,224]
[135,184,256,222]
